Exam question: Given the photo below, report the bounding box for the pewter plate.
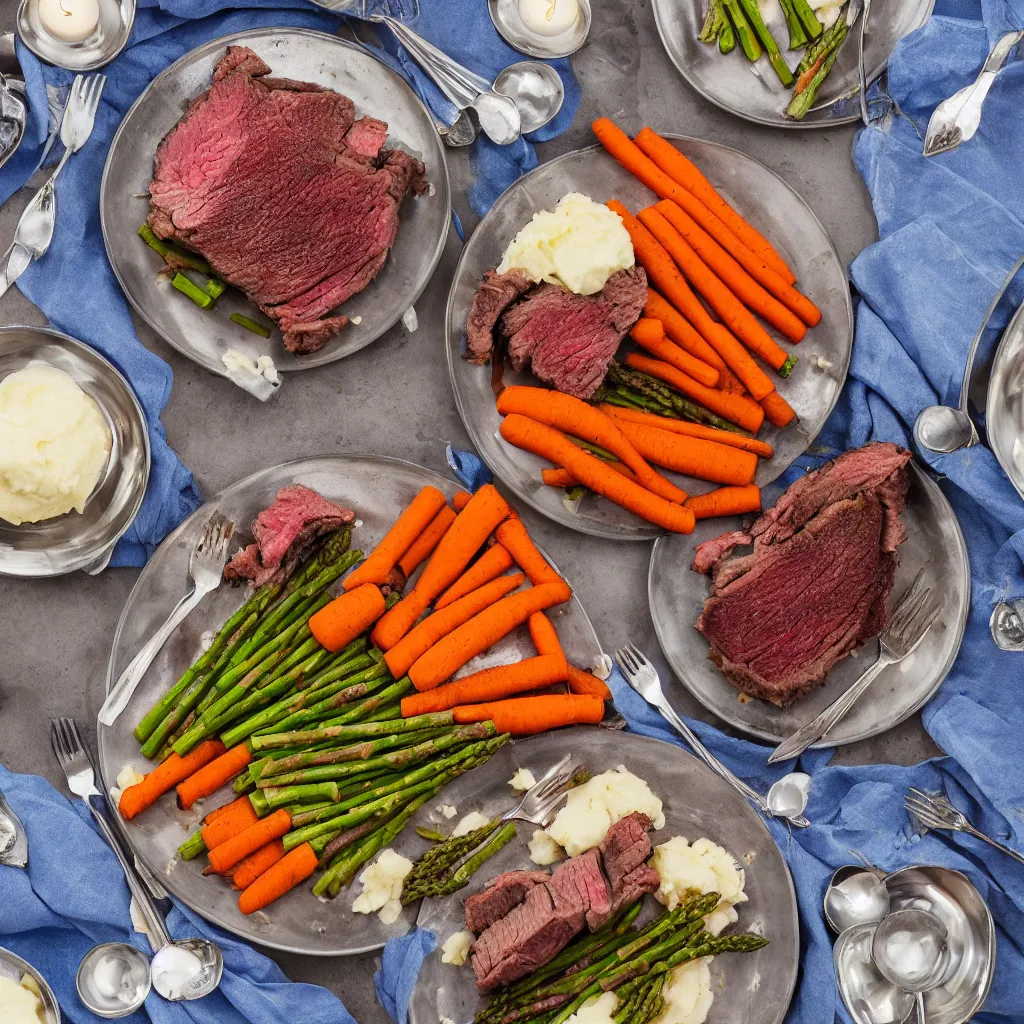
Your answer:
[653,0,934,129]
[648,461,970,747]
[97,456,601,956]
[101,28,450,381]
[0,326,150,578]
[0,946,61,1024]
[446,139,852,539]
[986,296,1024,502]
[408,728,798,1024]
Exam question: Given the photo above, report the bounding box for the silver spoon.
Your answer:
[824,867,891,933]
[915,253,1024,454]
[990,598,1024,651]
[492,61,564,133]
[872,909,949,1024]
[0,789,28,868]
[77,942,151,1018]
[834,923,915,1024]
[766,771,812,822]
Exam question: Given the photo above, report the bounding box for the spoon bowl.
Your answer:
[873,908,950,1024]
[77,942,151,1019]
[472,90,523,146]
[825,867,891,933]
[834,924,915,1024]
[766,771,811,824]
[494,61,565,133]
[913,405,978,454]
[151,937,224,1001]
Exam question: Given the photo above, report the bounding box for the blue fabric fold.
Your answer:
[0,763,358,1024]
[0,0,580,566]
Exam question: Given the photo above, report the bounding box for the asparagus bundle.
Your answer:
[787,14,849,120]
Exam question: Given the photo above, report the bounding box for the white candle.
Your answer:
[517,0,580,37]
[37,0,101,44]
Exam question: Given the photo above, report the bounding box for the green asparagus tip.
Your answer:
[230,312,273,338]
[779,354,797,378]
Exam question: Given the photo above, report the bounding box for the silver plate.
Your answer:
[652,0,934,129]
[100,28,451,380]
[648,461,970,747]
[409,728,798,1024]
[97,455,602,957]
[0,945,61,1024]
[17,0,135,72]
[446,139,852,539]
[986,296,1024,502]
[0,326,150,578]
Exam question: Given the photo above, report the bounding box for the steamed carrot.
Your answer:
[593,118,790,284]
[372,485,511,650]
[397,506,457,578]
[176,743,254,810]
[309,584,386,654]
[638,208,786,389]
[494,517,562,586]
[760,390,798,427]
[453,491,472,511]
[239,841,319,914]
[645,290,747,395]
[231,840,286,891]
[205,794,254,826]
[496,386,688,505]
[685,485,762,520]
[383,573,527,679]
[528,611,563,658]
[633,127,797,285]
[500,415,696,533]
[630,318,720,388]
[542,463,638,488]
[201,796,260,851]
[409,581,574,692]
[118,740,226,820]
[614,419,758,486]
[608,200,772,399]
[653,200,811,340]
[401,655,568,716]
[343,486,447,590]
[566,665,613,700]
[624,354,764,434]
[207,808,293,875]
[600,404,774,458]
[452,694,605,736]
[435,544,514,610]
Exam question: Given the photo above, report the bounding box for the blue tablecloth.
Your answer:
[0,0,580,566]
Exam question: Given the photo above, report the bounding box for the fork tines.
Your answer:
[49,716,90,766]
[196,512,235,559]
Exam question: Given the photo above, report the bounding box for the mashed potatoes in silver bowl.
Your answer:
[0,327,149,577]
[0,946,60,1024]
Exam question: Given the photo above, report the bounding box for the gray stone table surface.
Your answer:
[0,4,940,1022]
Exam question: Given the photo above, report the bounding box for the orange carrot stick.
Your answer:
[207,808,293,875]
[541,464,637,488]
[638,207,788,387]
[495,386,688,505]
[343,486,447,591]
[613,420,757,486]
[176,744,254,810]
[653,200,811,340]
[624,354,765,434]
[566,665,613,700]
[397,506,457,578]
[685,485,762,519]
[309,584,386,654]
[205,794,254,826]
[401,654,568,716]
[630,318,720,388]
[494,517,562,586]
[201,796,260,850]
[609,200,773,399]
[500,415,696,534]
[599,405,773,458]
[239,841,319,914]
[371,485,510,651]
[383,573,526,680]
[118,740,225,821]
[644,290,747,395]
[633,127,796,284]
[452,491,472,511]
[231,839,286,891]
[528,611,563,658]
[435,544,514,610]
[452,694,605,736]
[760,390,798,427]
[409,581,574,692]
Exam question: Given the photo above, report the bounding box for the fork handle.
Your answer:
[98,585,204,726]
[965,824,1024,866]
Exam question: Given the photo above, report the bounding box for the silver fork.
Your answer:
[0,74,105,298]
[905,788,1024,867]
[49,718,175,947]
[769,572,938,764]
[615,643,810,828]
[501,754,580,826]
[99,512,235,726]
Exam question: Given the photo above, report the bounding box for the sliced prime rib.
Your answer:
[466,268,533,364]
[694,444,911,706]
[224,485,355,588]
[468,813,657,991]
[148,46,427,354]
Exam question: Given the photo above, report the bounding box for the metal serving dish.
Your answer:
[17,0,135,71]
[986,296,1024,502]
[0,946,60,1024]
[0,326,150,578]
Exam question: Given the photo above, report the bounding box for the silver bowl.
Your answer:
[986,295,1024,502]
[17,0,135,71]
[0,945,61,1024]
[0,326,150,577]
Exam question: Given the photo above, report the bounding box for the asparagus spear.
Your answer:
[138,224,214,275]
[787,14,848,120]
[792,0,822,38]
[778,0,809,48]
[230,312,272,338]
[251,711,457,753]
[403,821,517,902]
[257,781,340,811]
[698,0,728,44]
[737,0,795,85]
[721,0,762,61]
